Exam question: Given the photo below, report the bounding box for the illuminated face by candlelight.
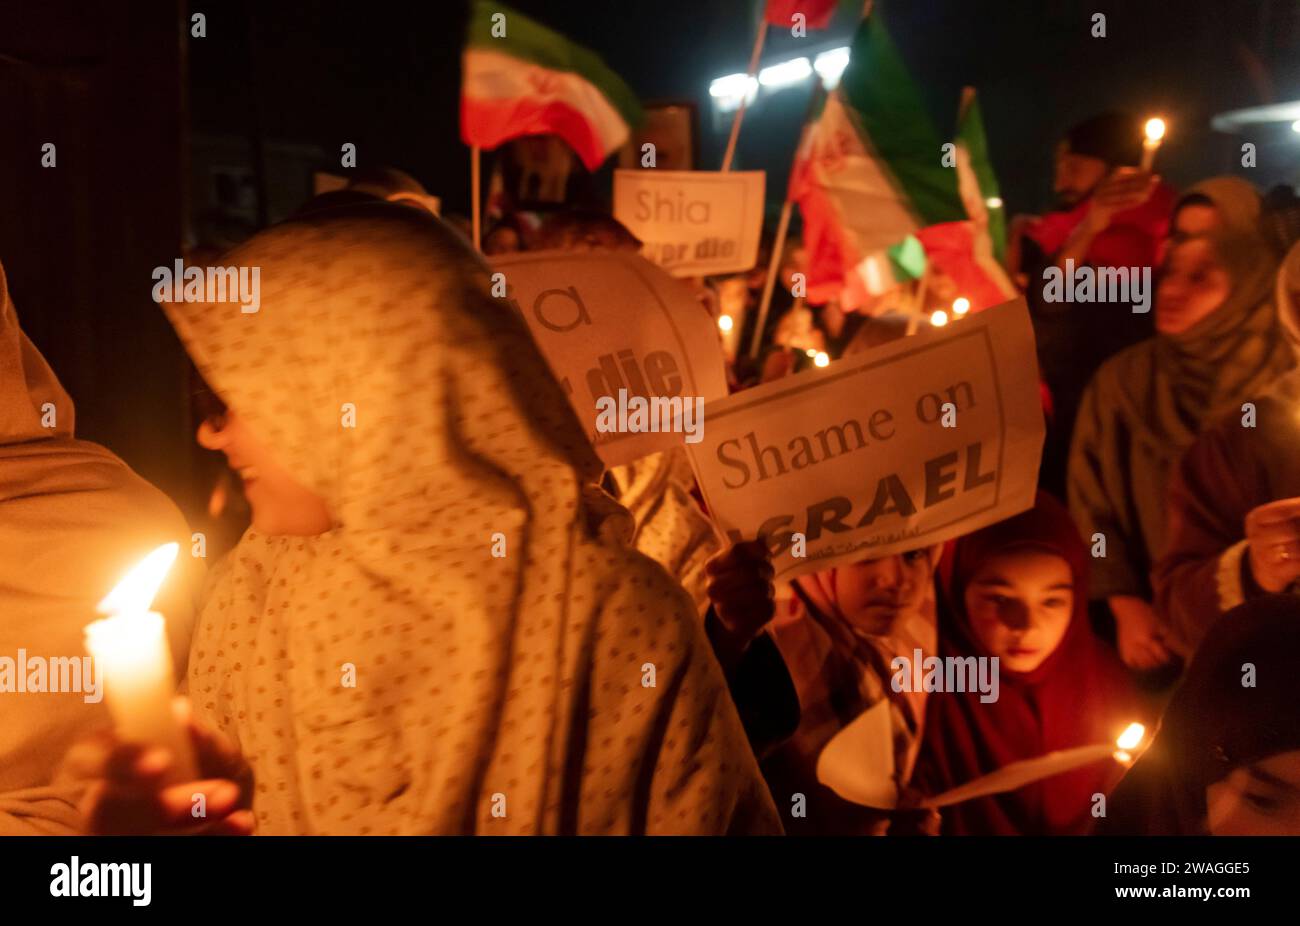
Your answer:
[1155,237,1231,335]
[1171,197,1219,240]
[1052,144,1109,209]
[197,410,333,537]
[963,548,1073,673]
[1156,196,1219,265]
[1206,750,1300,836]
[833,546,939,637]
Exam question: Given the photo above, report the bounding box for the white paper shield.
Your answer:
[815,698,900,810]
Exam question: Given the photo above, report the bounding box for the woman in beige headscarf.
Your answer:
[148,201,778,835]
[1068,177,1291,672]
[0,260,193,834]
[1155,240,1300,657]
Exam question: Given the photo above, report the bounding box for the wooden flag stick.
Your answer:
[905,264,931,335]
[721,20,767,172]
[748,80,827,359]
[749,198,793,359]
[471,145,482,252]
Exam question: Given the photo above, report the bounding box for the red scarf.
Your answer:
[913,493,1144,835]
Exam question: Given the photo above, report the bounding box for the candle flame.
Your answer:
[930,310,950,327]
[1144,118,1166,143]
[951,297,971,317]
[813,351,830,368]
[717,314,734,332]
[1116,722,1145,750]
[97,543,179,615]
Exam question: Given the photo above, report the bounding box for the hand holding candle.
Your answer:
[64,700,255,835]
[84,543,197,783]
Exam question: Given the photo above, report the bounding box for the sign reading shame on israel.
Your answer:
[493,250,727,467]
[686,298,1045,580]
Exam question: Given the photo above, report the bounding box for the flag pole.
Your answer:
[906,264,931,335]
[721,17,767,172]
[748,79,828,359]
[471,145,482,252]
[749,199,793,358]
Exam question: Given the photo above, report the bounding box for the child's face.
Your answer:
[197,410,333,537]
[962,549,1073,673]
[834,547,937,637]
[1206,749,1300,836]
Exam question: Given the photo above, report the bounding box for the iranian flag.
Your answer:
[792,4,1014,311]
[461,1,642,171]
[764,0,841,30]
[916,88,1017,312]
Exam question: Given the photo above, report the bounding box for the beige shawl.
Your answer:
[163,202,779,835]
[0,261,193,834]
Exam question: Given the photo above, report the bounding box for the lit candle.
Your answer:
[930,309,950,328]
[1140,118,1166,172]
[951,297,971,318]
[84,544,196,782]
[923,722,1146,808]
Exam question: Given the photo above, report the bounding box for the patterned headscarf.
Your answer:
[162,202,778,835]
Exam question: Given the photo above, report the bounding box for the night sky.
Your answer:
[188,0,1300,222]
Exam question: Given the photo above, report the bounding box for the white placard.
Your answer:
[613,169,765,277]
[493,250,728,467]
[686,298,1045,579]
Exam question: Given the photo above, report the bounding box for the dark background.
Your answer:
[3,0,1298,520]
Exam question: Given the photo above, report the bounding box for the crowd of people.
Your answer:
[2,109,1300,837]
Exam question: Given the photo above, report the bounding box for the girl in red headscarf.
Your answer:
[911,492,1146,835]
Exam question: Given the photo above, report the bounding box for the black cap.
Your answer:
[1063,111,1144,167]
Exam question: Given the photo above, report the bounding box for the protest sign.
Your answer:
[493,250,728,467]
[612,169,765,277]
[686,298,1045,579]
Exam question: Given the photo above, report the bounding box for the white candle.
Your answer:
[923,722,1146,809]
[1140,117,1166,172]
[84,544,196,782]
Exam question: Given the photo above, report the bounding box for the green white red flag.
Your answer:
[916,88,1017,311]
[460,1,641,171]
[791,3,1014,311]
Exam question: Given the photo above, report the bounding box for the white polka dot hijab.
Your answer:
[161,202,780,835]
